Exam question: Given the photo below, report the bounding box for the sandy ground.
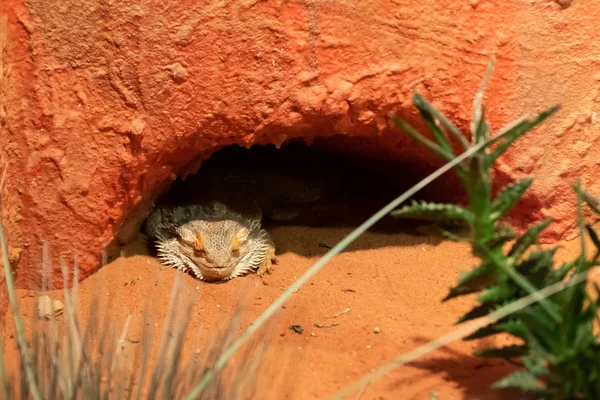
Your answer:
[4,215,587,399]
[2,145,592,399]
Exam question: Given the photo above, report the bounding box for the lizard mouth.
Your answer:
[199,264,235,279]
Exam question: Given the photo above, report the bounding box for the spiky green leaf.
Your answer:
[389,113,458,167]
[441,230,471,243]
[586,225,600,253]
[477,284,515,305]
[491,105,561,162]
[507,218,553,261]
[515,249,557,288]
[521,351,550,376]
[413,95,455,156]
[391,201,474,224]
[481,226,517,250]
[413,94,469,150]
[475,345,528,359]
[518,307,561,349]
[492,370,545,392]
[494,319,529,339]
[490,179,534,221]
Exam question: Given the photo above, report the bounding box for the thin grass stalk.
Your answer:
[575,181,588,273]
[134,282,158,400]
[48,337,60,399]
[40,240,58,398]
[35,242,49,399]
[161,296,195,399]
[122,316,141,400]
[101,324,118,400]
[45,254,65,398]
[181,125,516,400]
[61,261,79,397]
[125,334,142,400]
[147,271,184,399]
[70,296,101,400]
[0,328,11,399]
[331,266,600,400]
[0,163,41,400]
[113,315,133,399]
[19,354,27,400]
[471,59,495,144]
[179,326,204,396]
[31,318,41,396]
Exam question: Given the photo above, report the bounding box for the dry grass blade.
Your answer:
[0,330,11,398]
[0,162,42,400]
[471,58,495,143]
[134,282,158,400]
[2,238,271,399]
[147,270,184,399]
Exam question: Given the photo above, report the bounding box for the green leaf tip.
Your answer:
[490,178,534,221]
[391,201,474,224]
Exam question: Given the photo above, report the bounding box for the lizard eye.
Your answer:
[193,237,204,253]
[232,236,240,252]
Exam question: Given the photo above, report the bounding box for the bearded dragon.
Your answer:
[143,202,277,281]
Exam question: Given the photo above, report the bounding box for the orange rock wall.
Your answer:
[0,0,599,288]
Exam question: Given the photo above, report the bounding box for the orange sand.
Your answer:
[4,217,588,399]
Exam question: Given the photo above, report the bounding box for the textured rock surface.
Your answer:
[0,0,599,288]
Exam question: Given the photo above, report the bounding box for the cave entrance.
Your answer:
[148,137,466,259]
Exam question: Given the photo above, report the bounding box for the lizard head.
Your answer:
[174,219,251,280]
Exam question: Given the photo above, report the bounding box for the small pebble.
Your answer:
[280,333,286,337]
[373,327,381,334]
[36,296,64,320]
[366,345,372,349]
[310,332,316,337]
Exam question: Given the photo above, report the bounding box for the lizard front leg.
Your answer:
[257,233,278,277]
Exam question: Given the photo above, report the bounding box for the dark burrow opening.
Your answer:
[143,138,467,260]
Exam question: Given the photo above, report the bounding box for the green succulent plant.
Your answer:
[390,60,600,399]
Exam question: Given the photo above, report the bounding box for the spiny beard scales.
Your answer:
[143,202,273,281]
